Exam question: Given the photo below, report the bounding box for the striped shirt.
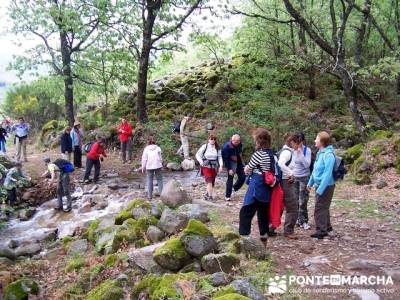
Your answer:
[246,149,271,173]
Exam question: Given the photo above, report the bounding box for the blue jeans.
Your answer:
[146,168,163,199]
[0,139,6,152]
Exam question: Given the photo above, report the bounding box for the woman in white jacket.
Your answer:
[196,133,223,201]
[142,136,163,200]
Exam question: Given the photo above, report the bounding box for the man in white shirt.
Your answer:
[177,114,193,159]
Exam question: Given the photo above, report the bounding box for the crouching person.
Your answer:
[42,157,74,212]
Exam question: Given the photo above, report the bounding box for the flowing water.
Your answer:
[0,170,201,246]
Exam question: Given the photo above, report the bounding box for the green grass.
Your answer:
[332,198,388,220]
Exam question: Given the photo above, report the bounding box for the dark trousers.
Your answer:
[73,146,82,168]
[7,188,16,206]
[239,200,270,236]
[84,158,101,181]
[225,164,246,198]
[282,179,298,235]
[57,173,72,209]
[294,176,310,224]
[315,185,335,234]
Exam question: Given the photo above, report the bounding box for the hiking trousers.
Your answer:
[0,139,6,153]
[7,188,17,206]
[146,168,163,199]
[239,199,270,236]
[294,176,310,224]
[121,138,132,162]
[225,163,246,198]
[73,146,82,168]
[178,134,189,158]
[84,158,100,181]
[314,185,335,234]
[282,179,298,235]
[15,137,27,161]
[57,173,72,210]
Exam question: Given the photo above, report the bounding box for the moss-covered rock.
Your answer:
[183,219,213,237]
[344,144,363,164]
[153,237,191,271]
[111,216,157,252]
[132,273,196,300]
[201,253,240,274]
[86,219,101,244]
[181,220,217,257]
[213,293,251,300]
[212,286,237,298]
[115,199,151,225]
[4,278,39,300]
[370,145,384,156]
[85,279,123,300]
[65,256,85,273]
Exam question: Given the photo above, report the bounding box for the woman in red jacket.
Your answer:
[117,117,133,163]
[83,137,107,183]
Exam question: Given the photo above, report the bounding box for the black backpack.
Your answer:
[172,121,181,133]
[332,155,347,181]
[84,141,94,153]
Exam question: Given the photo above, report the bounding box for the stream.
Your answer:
[0,170,201,247]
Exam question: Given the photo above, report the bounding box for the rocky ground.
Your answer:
[0,144,399,300]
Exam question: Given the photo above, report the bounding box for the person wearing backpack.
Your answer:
[70,121,83,168]
[60,127,73,161]
[4,162,30,207]
[240,128,273,242]
[83,137,107,184]
[307,131,336,239]
[278,134,302,239]
[142,136,163,200]
[42,157,73,212]
[293,132,312,230]
[117,117,133,164]
[195,133,223,201]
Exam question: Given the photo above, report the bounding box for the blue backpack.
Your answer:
[54,159,75,174]
[273,148,293,182]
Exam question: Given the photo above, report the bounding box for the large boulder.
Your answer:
[0,245,16,260]
[14,243,41,258]
[160,179,191,208]
[157,207,188,234]
[153,238,191,271]
[146,225,165,243]
[67,239,88,257]
[166,162,182,171]
[85,279,124,300]
[128,242,166,273]
[201,253,240,274]
[181,158,195,171]
[231,279,265,300]
[180,220,216,257]
[177,204,209,223]
[209,272,233,287]
[234,236,269,260]
[3,278,39,300]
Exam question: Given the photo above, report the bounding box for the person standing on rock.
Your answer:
[70,121,83,168]
[12,117,30,162]
[239,128,273,242]
[141,136,163,200]
[177,113,193,159]
[4,162,29,206]
[196,132,223,201]
[60,127,73,161]
[117,117,133,164]
[307,131,336,240]
[83,136,107,184]
[293,132,312,230]
[41,157,73,212]
[222,134,246,201]
[278,133,302,239]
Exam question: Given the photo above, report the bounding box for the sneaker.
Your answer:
[260,234,268,242]
[225,197,231,201]
[303,223,311,230]
[83,179,90,184]
[310,232,328,239]
[64,207,72,212]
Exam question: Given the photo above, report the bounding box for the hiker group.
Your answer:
[192,127,345,241]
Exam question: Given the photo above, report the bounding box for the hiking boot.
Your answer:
[225,197,231,201]
[268,229,277,237]
[83,179,91,184]
[310,232,328,239]
[327,226,333,232]
[260,234,268,242]
[64,207,72,212]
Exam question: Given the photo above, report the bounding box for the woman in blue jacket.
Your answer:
[307,131,336,239]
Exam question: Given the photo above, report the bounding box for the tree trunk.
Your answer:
[339,68,367,134]
[60,32,74,126]
[308,67,316,99]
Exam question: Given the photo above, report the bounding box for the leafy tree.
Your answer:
[112,0,209,122]
[8,0,110,125]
